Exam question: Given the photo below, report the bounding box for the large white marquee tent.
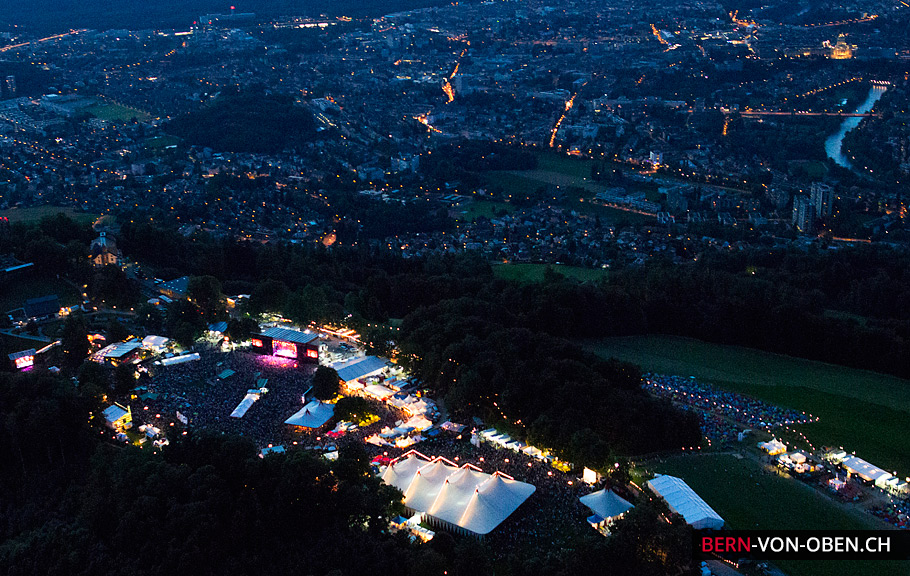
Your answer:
[381,451,536,536]
[646,474,724,530]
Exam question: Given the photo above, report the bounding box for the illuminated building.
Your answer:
[102,403,133,430]
[8,348,35,370]
[90,231,121,268]
[829,34,854,60]
[250,327,320,364]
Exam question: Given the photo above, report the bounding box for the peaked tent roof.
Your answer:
[428,467,492,526]
[404,459,459,512]
[383,456,535,536]
[284,400,334,428]
[579,489,634,520]
[647,475,724,530]
[382,452,433,492]
[457,474,536,535]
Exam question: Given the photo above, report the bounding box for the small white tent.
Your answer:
[579,489,634,520]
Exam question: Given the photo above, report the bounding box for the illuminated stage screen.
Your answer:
[14,355,34,370]
[273,340,298,359]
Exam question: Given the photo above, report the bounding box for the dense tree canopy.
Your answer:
[166,92,317,154]
[313,366,341,401]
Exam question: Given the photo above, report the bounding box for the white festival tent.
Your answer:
[382,451,536,536]
[579,489,634,520]
[230,393,260,418]
[364,384,396,400]
[647,475,724,530]
[841,455,893,487]
[404,459,460,512]
[142,335,170,350]
[284,400,335,429]
[382,452,433,489]
[158,353,200,366]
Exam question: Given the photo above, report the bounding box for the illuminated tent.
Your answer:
[382,451,433,491]
[579,489,633,520]
[427,467,491,527]
[230,393,260,418]
[647,475,723,530]
[758,438,787,455]
[364,384,395,400]
[456,473,536,536]
[141,335,170,350]
[284,400,334,429]
[382,453,536,537]
[842,456,892,487]
[403,459,459,512]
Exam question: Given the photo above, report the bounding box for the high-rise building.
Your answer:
[4,75,16,98]
[792,195,813,232]
[810,182,835,219]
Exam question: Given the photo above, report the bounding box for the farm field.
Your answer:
[651,454,903,576]
[586,335,910,474]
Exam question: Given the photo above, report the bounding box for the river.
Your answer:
[824,85,887,170]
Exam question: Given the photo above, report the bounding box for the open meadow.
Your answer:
[651,454,904,576]
[586,335,910,474]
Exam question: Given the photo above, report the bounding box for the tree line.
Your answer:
[0,370,696,576]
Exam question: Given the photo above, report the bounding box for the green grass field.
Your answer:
[456,200,514,221]
[0,206,97,225]
[493,263,609,283]
[586,335,910,474]
[144,135,182,151]
[652,454,904,576]
[85,102,150,122]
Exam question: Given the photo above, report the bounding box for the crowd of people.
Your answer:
[132,344,416,450]
[128,345,624,549]
[870,501,910,529]
[643,373,815,431]
[137,349,319,447]
[360,430,602,555]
